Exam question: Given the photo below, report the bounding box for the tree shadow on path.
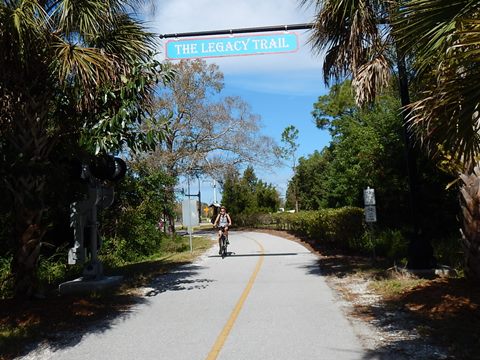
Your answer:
[0,260,210,360]
[259,229,478,360]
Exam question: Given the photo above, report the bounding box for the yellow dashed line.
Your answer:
[205,239,265,360]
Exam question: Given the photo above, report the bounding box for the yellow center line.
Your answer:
[205,239,265,360]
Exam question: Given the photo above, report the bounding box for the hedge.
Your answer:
[235,207,365,250]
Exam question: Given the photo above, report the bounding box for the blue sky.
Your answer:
[143,0,331,203]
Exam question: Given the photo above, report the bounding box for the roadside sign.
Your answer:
[363,187,376,206]
[182,199,199,228]
[365,205,377,223]
[363,187,377,223]
[166,32,299,59]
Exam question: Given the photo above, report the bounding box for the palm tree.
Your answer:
[301,0,436,268]
[301,0,392,105]
[0,0,163,297]
[394,0,480,280]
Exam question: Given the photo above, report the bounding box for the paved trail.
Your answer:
[21,231,368,360]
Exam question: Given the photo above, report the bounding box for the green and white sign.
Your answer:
[166,33,299,59]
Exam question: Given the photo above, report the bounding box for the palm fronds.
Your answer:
[301,0,392,105]
[353,53,391,105]
[395,0,480,164]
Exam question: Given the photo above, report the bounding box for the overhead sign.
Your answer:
[165,32,299,59]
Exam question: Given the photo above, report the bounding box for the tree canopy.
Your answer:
[222,166,280,216]
[146,59,279,180]
[287,81,458,236]
[0,0,173,297]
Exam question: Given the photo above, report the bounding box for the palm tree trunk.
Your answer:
[459,167,480,281]
[6,95,52,297]
[11,201,46,297]
[396,51,435,269]
[6,164,48,297]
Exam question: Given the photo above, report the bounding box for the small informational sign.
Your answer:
[364,187,377,223]
[182,199,199,228]
[363,187,376,206]
[364,205,377,223]
[166,33,299,59]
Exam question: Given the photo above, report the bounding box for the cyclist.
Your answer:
[213,206,232,255]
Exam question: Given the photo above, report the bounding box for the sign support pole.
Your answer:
[159,23,313,39]
[187,176,193,253]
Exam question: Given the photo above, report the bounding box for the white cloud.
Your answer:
[148,0,313,33]
[144,0,323,75]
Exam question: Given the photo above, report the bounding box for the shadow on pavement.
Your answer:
[208,252,300,258]
[144,264,214,297]
[252,229,457,360]
[0,261,211,360]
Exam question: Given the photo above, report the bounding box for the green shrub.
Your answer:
[352,228,408,261]
[36,245,83,289]
[100,207,164,263]
[242,207,366,250]
[235,213,275,227]
[432,235,463,269]
[0,255,12,298]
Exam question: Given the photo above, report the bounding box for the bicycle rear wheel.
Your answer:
[221,234,227,258]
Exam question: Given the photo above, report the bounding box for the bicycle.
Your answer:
[218,226,229,258]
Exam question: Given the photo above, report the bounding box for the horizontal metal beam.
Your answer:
[159,23,314,39]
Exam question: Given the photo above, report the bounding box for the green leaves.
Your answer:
[291,81,407,217]
[280,125,299,161]
[78,58,174,155]
[221,167,280,216]
[394,0,480,165]
[271,207,364,248]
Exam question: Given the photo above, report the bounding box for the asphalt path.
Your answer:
[22,231,367,360]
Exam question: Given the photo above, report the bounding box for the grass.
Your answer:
[369,276,429,297]
[0,235,213,360]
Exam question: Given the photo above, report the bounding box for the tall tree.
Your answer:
[221,166,280,216]
[0,0,170,297]
[286,150,331,210]
[151,59,277,176]
[147,59,279,230]
[295,81,457,237]
[301,0,433,268]
[281,125,300,212]
[394,0,480,280]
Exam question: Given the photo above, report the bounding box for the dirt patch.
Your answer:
[392,277,480,359]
